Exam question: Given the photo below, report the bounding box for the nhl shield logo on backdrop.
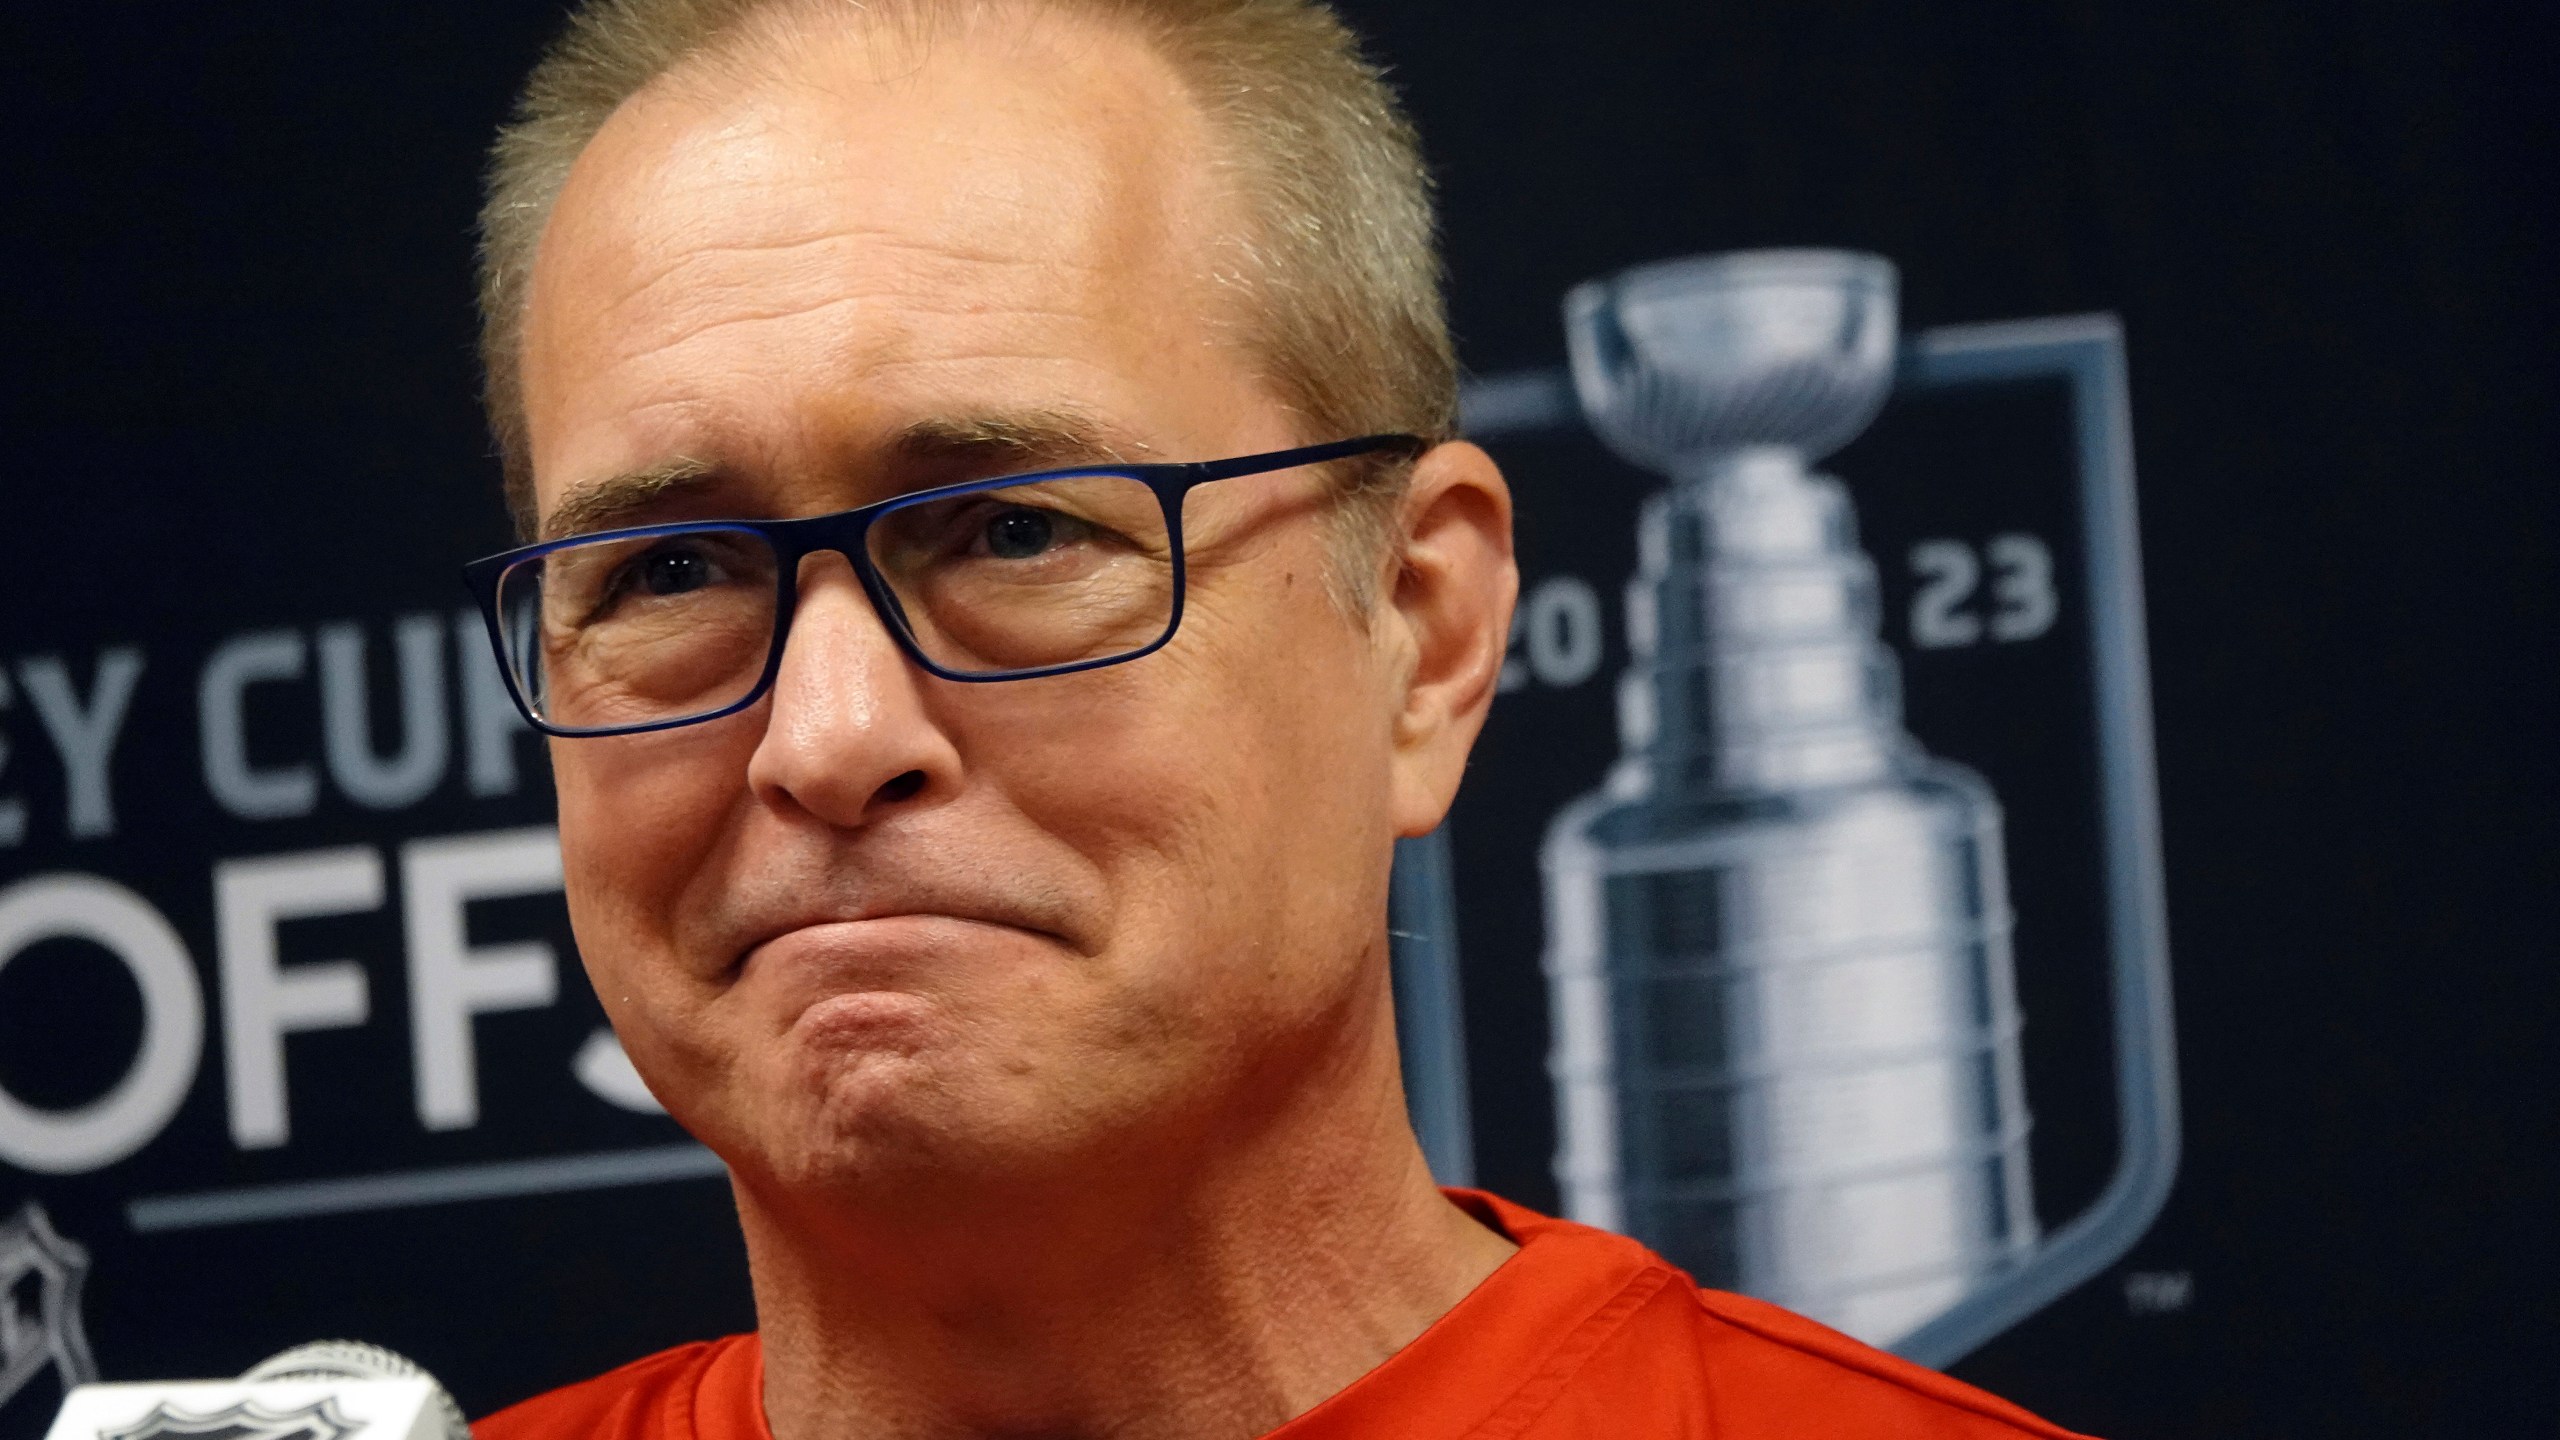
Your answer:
[0,1202,99,1415]
[100,1401,359,1440]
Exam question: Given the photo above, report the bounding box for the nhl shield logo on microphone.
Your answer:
[99,1399,358,1440]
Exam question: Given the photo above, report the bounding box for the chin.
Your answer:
[733,1032,1018,1194]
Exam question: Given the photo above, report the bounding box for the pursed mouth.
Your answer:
[730,911,1074,980]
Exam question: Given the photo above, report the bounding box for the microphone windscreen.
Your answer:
[240,1342,469,1440]
[47,1341,469,1440]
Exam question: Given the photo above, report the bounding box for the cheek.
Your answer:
[1177,566,1396,835]
[969,566,1393,999]
[552,728,752,987]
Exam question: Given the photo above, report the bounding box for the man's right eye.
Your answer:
[576,540,733,624]
[640,546,716,595]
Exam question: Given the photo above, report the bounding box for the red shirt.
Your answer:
[476,1189,2089,1439]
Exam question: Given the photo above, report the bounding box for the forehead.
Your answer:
[519,12,1258,518]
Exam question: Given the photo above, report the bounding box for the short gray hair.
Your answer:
[476,0,1455,567]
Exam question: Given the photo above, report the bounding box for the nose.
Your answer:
[745,551,964,828]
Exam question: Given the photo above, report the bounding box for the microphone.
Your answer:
[47,1340,471,1440]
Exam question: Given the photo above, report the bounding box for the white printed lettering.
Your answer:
[200,631,318,820]
[402,828,563,1130]
[17,649,146,841]
[215,847,383,1149]
[319,616,450,811]
[0,874,203,1173]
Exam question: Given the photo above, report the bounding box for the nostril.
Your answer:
[874,770,928,805]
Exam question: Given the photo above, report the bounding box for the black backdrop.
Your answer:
[3,3,2554,1435]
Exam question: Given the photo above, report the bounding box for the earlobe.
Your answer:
[1384,441,1518,838]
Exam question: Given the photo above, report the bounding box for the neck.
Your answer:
[736,955,1516,1440]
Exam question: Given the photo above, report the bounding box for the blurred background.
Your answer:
[1,2,2552,1435]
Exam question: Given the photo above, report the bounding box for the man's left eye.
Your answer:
[982,506,1060,559]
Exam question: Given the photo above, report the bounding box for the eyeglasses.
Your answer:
[463,433,1425,737]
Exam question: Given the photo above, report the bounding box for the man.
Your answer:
[464,1,2089,1435]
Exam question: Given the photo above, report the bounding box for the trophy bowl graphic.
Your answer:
[1542,250,2042,1349]
[1566,250,1898,477]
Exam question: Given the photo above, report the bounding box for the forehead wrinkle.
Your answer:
[608,229,888,320]
[575,322,1132,474]
[581,228,1122,401]
[613,277,1108,367]
[605,225,1098,337]
[560,259,1125,473]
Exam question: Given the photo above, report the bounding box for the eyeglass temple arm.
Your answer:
[1187,433,1428,482]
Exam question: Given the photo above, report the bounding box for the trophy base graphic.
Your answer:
[1545,756,2039,1346]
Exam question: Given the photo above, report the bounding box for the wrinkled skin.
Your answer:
[517,9,1518,1437]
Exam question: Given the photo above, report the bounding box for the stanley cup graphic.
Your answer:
[1541,250,2039,1347]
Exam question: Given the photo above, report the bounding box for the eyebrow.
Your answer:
[537,409,1147,542]
[890,408,1142,474]
[540,457,720,542]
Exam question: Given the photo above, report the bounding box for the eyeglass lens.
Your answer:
[494,472,1178,730]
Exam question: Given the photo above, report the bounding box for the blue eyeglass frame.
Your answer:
[462,432,1427,738]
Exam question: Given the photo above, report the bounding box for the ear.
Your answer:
[1382,440,1518,838]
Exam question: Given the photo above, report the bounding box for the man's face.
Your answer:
[519,17,1430,1208]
